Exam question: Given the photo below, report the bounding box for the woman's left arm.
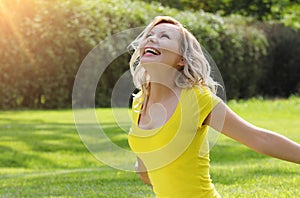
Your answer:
[205,101,300,164]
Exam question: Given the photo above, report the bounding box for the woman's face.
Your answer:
[139,23,183,69]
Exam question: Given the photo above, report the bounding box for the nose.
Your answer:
[147,35,158,43]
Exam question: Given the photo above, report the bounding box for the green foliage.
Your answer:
[280,3,300,29]
[175,12,268,98]
[0,0,298,108]
[145,0,300,30]
[0,0,91,108]
[258,23,300,97]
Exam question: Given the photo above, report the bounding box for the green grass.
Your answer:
[0,97,300,197]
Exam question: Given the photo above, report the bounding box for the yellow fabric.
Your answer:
[128,86,221,198]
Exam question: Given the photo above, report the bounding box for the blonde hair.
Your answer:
[128,16,219,106]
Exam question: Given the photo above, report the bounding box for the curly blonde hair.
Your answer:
[128,16,219,106]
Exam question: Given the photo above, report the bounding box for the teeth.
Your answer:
[145,47,160,55]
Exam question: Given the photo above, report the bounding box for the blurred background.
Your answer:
[1,0,299,109]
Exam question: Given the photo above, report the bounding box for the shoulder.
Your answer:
[182,86,222,126]
[192,86,211,97]
[184,86,222,110]
[186,86,220,102]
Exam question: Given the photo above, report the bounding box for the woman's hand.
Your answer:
[135,157,153,187]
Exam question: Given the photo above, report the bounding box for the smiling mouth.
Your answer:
[144,47,161,56]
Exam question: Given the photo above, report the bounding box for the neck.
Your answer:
[148,83,180,102]
[142,62,182,102]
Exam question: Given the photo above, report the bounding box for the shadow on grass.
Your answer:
[0,168,154,197]
[0,145,62,168]
[210,142,267,164]
[0,118,131,169]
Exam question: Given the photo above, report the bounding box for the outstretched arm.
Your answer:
[205,101,300,164]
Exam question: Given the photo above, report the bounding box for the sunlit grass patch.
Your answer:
[0,97,299,197]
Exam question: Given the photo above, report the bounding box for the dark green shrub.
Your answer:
[258,23,300,97]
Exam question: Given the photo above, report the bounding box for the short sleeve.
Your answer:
[193,86,222,127]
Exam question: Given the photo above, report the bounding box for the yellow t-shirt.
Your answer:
[128,86,221,198]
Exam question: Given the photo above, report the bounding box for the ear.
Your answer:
[177,57,185,69]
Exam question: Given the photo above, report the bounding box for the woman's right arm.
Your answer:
[135,157,152,187]
[206,101,300,164]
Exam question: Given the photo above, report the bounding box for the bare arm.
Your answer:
[135,157,152,186]
[205,101,300,164]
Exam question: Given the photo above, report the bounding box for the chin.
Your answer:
[140,57,161,64]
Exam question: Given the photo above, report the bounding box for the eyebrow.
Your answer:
[147,28,180,39]
[161,31,172,35]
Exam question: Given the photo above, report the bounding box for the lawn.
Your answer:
[0,97,299,197]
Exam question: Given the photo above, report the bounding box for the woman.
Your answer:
[127,16,300,198]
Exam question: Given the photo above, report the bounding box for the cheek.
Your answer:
[166,46,181,58]
[138,39,147,52]
[162,42,180,54]
[170,43,181,54]
[139,38,147,47]
[163,51,182,66]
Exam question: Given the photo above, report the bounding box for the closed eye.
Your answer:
[161,34,170,39]
[145,33,152,38]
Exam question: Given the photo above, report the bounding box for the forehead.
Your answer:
[150,23,181,37]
